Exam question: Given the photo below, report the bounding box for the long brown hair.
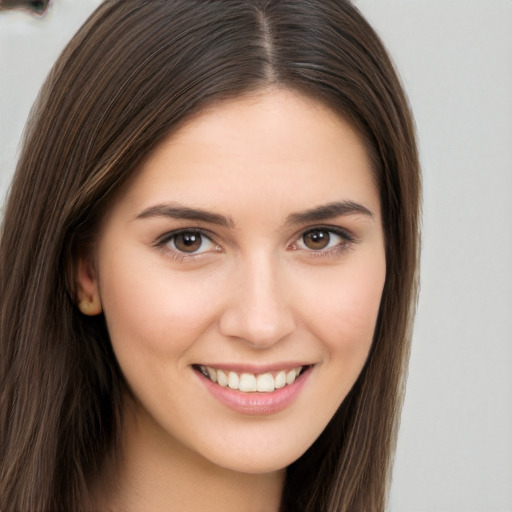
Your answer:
[0,1,421,510]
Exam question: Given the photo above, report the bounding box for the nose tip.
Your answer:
[223,304,295,349]
[220,307,296,349]
[218,264,296,348]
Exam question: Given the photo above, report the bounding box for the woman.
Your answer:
[0,1,420,511]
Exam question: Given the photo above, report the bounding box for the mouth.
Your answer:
[193,364,310,393]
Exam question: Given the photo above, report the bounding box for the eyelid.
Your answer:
[156,228,220,259]
[291,225,357,254]
[154,224,357,262]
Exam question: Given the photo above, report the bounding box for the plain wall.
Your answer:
[1,1,511,510]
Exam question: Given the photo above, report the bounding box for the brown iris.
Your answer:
[174,232,202,253]
[302,229,331,250]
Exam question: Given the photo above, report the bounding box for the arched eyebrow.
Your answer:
[285,201,374,226]
[135,200,373,228]
[135,202,235,228]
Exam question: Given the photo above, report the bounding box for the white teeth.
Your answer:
[199,365,305,393]
[286,369,296,385]
[207,367,217,383]
[228,371,240,389]
[239,373,257,392]
[274,371,286,389]
[217,369,228,387]
[256,373,275,392]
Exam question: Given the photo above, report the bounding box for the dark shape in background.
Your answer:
[0,0,50,15]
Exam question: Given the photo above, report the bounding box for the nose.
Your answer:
[218,253,296,349]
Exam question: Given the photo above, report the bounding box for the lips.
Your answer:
[195,364,306,393]
[194,363,312,415]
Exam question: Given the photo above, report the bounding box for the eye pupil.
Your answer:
[303,230,330,250]
[175,232,202,252]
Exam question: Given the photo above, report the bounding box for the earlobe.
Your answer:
[78,294,102,316]
[76,256,103,316]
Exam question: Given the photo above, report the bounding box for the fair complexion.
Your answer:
[77,89,386,512]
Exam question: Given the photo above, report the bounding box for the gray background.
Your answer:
[1,1,511,510]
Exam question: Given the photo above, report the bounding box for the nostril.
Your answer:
[0,0,50,15]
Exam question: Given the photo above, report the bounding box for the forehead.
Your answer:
[111,88,380,223]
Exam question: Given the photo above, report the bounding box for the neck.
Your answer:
[93,397,285,512]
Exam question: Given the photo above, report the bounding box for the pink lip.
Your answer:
[198,362,307,374]
[196,366,312,416]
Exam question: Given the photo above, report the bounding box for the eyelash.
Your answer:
[291,226,356,258]
[156,226,356,262]
[156,229,220,262]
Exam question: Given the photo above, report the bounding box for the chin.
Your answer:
[195,429,315,475]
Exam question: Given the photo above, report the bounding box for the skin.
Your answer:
[77,88,386,511]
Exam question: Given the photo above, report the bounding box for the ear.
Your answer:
[76,255,102,316]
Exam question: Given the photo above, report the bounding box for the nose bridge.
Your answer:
[219,249,296,348]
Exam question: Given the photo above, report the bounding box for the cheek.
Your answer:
[98,250,223,361]
[301,254,386,359]
[338,268,384,338]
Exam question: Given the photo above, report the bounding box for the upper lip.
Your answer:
[193,362,312,373]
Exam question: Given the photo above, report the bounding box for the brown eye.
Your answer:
[302,229,331,250]
[163,230,218,257]
[173,232,203,253]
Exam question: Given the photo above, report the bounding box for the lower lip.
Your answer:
[197,368,312,416]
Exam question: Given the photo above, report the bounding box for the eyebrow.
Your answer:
[285,201,374,226]
[135,202,235,228]
[135,200,373,228]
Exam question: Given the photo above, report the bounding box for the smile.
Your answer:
[195,365,307,393]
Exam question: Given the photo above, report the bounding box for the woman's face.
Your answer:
[79,89,386,474]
